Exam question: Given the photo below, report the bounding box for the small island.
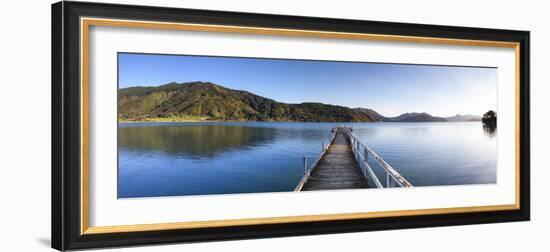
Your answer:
[482,110,497,127]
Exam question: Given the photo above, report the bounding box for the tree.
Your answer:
[482,110,497,127]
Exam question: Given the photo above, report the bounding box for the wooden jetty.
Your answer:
[301,127,368,190]
[295,126,413,191]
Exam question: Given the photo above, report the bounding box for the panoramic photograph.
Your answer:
[117,52,497,198]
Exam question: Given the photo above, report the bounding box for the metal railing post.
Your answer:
[321,140,324,152]
[303,157,308,176]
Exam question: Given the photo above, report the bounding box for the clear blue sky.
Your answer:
[119,53,497,117]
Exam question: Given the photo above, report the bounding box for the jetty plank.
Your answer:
[301,127,368,191]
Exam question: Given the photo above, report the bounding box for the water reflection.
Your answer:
[483,125,497,138]
[118,122,497,198]
[119,125,277,158]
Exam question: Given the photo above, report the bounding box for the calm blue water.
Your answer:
[118,122,496,198]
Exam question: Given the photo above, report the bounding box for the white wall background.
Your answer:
[0,0,546,251]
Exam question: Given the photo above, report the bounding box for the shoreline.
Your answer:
[118,119,482,124]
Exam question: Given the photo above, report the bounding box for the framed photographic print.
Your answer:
[52,1,530,250]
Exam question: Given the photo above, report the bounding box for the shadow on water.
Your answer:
[483,125,497,138]
[119,125,277,157]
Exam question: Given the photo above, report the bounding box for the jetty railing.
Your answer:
[293,129,337,191]
[341,126,413,188]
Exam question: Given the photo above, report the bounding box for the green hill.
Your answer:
[387,112,447,122]
[353,108,387,122]
[118,82,376,122]
[353,109,449,122]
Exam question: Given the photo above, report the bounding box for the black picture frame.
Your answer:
[52,1,530,251]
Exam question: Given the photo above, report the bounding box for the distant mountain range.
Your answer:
[118,82,481,122]
[354,109,481,122]
[444,114,482,122]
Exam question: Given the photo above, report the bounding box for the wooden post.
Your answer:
[322,140,324,152]
[303,157,308,176]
